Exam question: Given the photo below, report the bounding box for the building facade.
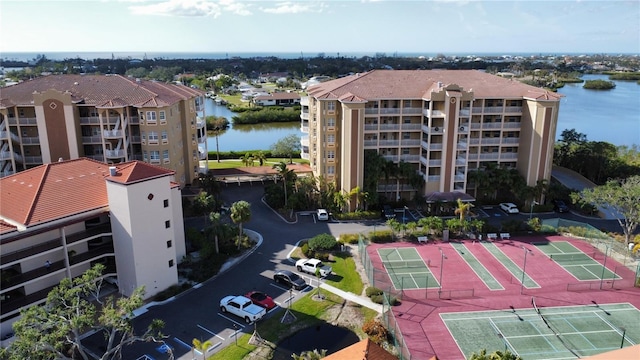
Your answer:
[0,158,186,337]
[300,70,562,208]
[0,74,207,186]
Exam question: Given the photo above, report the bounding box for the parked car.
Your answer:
[499,202,520,214]
[273,269,307,290]
[382,205,395,220]
[245,291,276,310]
[219,295,267,323]
[552,199,569,213]
[296,258,332,277]
[316,209,329,221]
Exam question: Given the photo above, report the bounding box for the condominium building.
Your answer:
[0,74,208,186]
[0,158,186,337]
[300,70,562,208]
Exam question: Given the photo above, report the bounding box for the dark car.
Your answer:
[273,269,307,290]
[552,199,570,213]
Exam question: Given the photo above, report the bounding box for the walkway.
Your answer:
[319,283,383,313]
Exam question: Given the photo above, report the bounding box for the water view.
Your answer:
[204,99,302,152]
[205,75,639,153]
[557,74,639,146]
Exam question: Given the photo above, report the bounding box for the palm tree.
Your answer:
[207,211,222,254]
[272,161,295,207]
[192,191,215,226]
[454,198,474,221]
[206,116,229,163]
[241,153,254,167]
[192,338,213,360]
[253,151,267,166]
[349,186,368,211]
[230,201,251,250]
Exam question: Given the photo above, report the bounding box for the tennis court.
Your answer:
[441,301,639,359]
[377,247,438,290]
[534,242,621,281]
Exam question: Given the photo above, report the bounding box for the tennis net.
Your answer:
[549,253,593,262]
[531,297,581,358]
[383,259,426,269]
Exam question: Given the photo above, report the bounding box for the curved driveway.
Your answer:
[116,183,375,360]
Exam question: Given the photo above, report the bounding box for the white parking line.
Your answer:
[197,324,225,340]
[173,337,191,350]
[217,313,246,328]
[270,283,292,292]
[267,306,280,314]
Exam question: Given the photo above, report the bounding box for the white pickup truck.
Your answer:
[219,295,267,323]
[295,258,332,277]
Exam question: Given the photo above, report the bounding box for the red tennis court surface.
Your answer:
[366,235,640,360]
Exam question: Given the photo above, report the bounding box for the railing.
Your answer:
[502,137,520,144]
[504,122,521,129]
[300,125,309,133]
[428,159,442,166]
[380,108,401,115]
[23,156,42,164]
[380,124,400,131]
[400,139,420,146]
[129,116,140,124]
[504,106,522,113]
[364,140,378,147]
[79,116,100,124]
[300,112,309,120]
[105,149,125,158]
[300,136,309,146]
[427,175,441,182]
[429,143,443,150]
[402,108,422,114]
[103,129,123,138]
[399,155,420,162]
[482,123,503,129]
[423,109,445,117]
[401,123,421,131]
[483,106,504,113]
[364,124,378,131]
[82,136,102,143]
[379,140,400,147]
[130,135,141,143]
[11,118,37,125]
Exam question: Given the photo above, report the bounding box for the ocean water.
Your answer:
[2,51,631,62]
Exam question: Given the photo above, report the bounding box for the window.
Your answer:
[403,117,411,124]
[148,131,158,143]
[163,199,169,208]
[327,118,335,127]
[163,150,170,163]
[167,240,172,248]
[141,131,146,143]
[150,150,160,162]
[146,111,157,123]
[327,101,335,111]
[327,134,335,144]
[165,220,171,228]
[327,150,335,159]
[161,131,168,143]
[159,111,166,123]
[403,132,410,139]
[143,151,148,161]
[168,260,174,267]
[327,165,335,175]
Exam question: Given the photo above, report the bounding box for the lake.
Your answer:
[557,74,639,146]
[204,99,301,152]
[205,75,639,152]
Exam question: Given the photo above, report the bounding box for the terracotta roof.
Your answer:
[583,344,640,359]
[323,339,397,360]
[106,161,174,185]
[0,158,173,229]
[0,220,17,236]
[307,70,563,101]
[0,74,204,109]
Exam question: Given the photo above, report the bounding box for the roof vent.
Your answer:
[109,166,117,176]
[136,78,141,83]
[74,82,79,85]
[437,82,443,88]
[58,157,63,162]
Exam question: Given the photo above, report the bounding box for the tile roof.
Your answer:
[0,74,204,109]
[307,70,562,101]
[106,161,175,185]
[0,220,17,236]
[323,338,398,360]
[253,92,301,100]
[0,158,173,229]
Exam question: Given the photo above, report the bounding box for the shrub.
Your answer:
[308,233,338,251]
[300,242,311,257]
[370,294,384,304]
[362,319,389,344]
[339,233,360,244]
[370,230,394,243]
[366,286,383,297]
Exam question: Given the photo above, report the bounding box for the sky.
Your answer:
[0,0,639,56]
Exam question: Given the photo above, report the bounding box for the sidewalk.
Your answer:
[319,283,383,313]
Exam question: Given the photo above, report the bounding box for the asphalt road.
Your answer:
[85,182,631,360]
[107,183,375,360]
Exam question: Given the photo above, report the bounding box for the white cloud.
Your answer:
[128,0,251,17]
[260,1,324,14]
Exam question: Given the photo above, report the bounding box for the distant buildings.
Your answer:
[0,158,186,336]
[300,70,563,208]
[0,74,208,186]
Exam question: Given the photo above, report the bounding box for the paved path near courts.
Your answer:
[319,283,383,313]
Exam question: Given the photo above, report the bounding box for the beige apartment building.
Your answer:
[300,70,562,208]
[0,74,207,186]
[0,158,186,339]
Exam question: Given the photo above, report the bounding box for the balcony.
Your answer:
[9,118,37,126]
[429,143,443,151]
[379,140,400,147]
[300,110,309,120]
[400,139,420,146]
[300,97,309,106]
[504,122,521,129]
[129,116,140,124]
[80,116,100,124]
[504,106,522,113]
[482,123,503,129]
[401,123,421,131]
[380,108,401,115]
[380,124,400,131]
[130,135,141,143]
[402,107,422,115]
[459,108,471,117]
[483,106,504,113]
[399,154,420,162]
[0,131,19,142]
[364,140,378,148]
[364,124,378,131]
[300,124,309,133]
[427,175,441,182]
[502,137,520,144]
[82,136,102,144]
[428,159,442,166]
[423,109,445,117]
[1,169,14,178]
[105,149,125,158]
[300,136,309,147]
[23,156,42,164]
[301,152,310,160]
[103,129,123,138]
[85,154,104,161]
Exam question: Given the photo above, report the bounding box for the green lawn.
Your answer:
[209,292,342,360]
[204,158,309,170]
